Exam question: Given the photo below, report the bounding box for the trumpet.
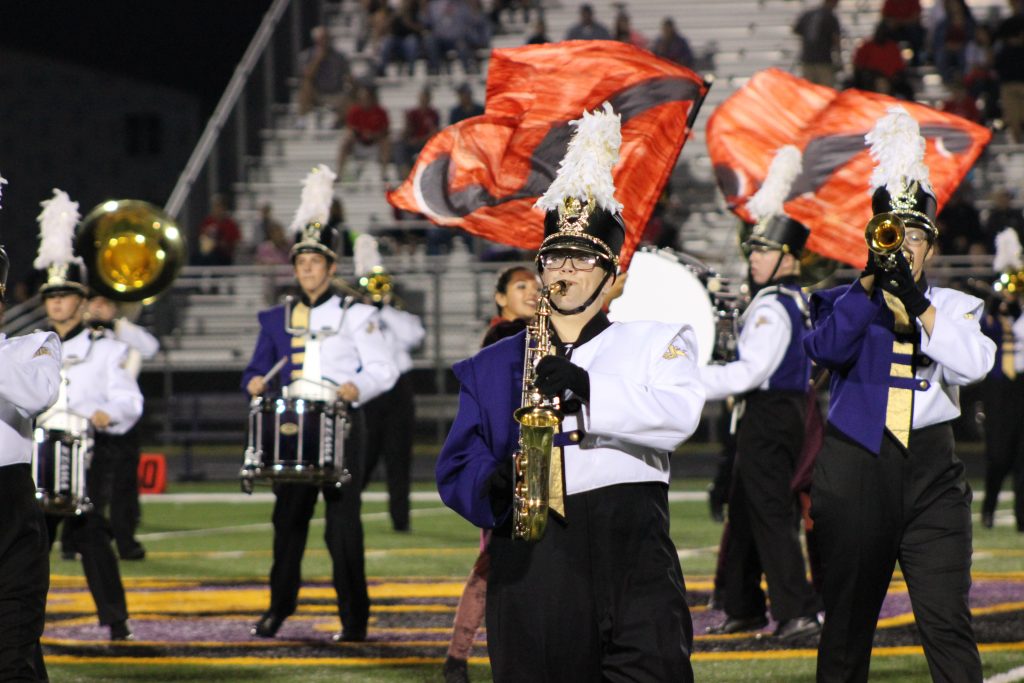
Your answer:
[511,280,566,542]
[865,211,910,270]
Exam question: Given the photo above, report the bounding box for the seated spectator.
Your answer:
[932,0,975,83]
[881,0,926,65]
[254,207,291,266]
[194,194,242,266]
[964,25,1000,123]
[939,76,981,122]
[378,0,426,77]
[423,0,487,75]
[448,82,485,125]
[298,27,354,131]
[354,0,389,54]
[936,185,982,254]
[525,17,550,45]
[338,83,393,182]
[994,20,1024,143]
[488,0,536,36]
[398,86,441,178]
[793,0,841,87]
[652,17,694,68]
[613,11,648,49]
[983,188,1024,247]
[852,22,914,99]
[565,4,612,41]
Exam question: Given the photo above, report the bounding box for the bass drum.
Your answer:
[607,248,717,366]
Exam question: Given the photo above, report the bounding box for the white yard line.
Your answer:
[141,491,711,504]
[985,665,1024,683]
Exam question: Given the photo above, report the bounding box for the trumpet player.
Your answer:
[436,104,706,682]
[701,146,821,641]
[804,106,994,683]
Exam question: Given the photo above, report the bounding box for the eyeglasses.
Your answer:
[904,230,929,246]
[539,252,601,271]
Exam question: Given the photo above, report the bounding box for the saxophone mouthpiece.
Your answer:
[548,280,568,296]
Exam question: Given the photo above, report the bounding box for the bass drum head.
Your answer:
[607,250,716,366]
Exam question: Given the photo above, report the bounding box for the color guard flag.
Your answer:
[386,41,710,266]
[707,69,991,267]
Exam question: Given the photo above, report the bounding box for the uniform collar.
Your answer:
[299,290,334,308]
[551,311,611,353]
[51,322,88,342]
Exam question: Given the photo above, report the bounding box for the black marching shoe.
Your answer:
[981,511,994,529]
[331,626,367,643]
[250,612,285,638]
[443,655,470,683]
[774,615,822,640]
[705,614,769,635]
[119,544,146,561]
[109,620,134,641]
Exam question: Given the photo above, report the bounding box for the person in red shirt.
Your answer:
[881,0,925,64]
[194,194,242,266]
[397,86,440,178]
[337,83,393,182]
[853,22,914,99]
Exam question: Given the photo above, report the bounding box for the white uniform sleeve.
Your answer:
[380,306,425,352]
[114,318,160,359]
[322,306,400,404]
[699,298,791,401]
[583,324,706,452]
[919,290,996,386]
[0,332,62,417]
[96,341,145,433]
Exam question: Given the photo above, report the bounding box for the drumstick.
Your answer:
[262,356,289,386]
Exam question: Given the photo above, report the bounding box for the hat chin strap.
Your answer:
[550,269,614,316]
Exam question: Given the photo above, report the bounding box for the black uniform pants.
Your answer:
[108,426,143,554]
[47,436,129,626]
[981,377,1024,529]
[362,372,415,531]
[723,391,818,623]
[0,465,49,682]
[487,482,693,683]
[267,411,369,632]
[811,423,982,683]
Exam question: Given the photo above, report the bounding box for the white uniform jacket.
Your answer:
[37,328,144,436]
[319,300,400,406]
[379,305,425,374]
[562,321,706,495]
[0,331,62,467]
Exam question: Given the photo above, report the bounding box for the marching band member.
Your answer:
[0,177,63,682]
[85,294,160,560]
[701,146,821,639]
[804,107,994,682]
[979,229,1024,532]
[34,189,142,642]
[354,235,425,533]
[242,166,398,642]
[436,104,706,681]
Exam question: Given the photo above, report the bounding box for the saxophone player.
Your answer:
[436,104,706,682]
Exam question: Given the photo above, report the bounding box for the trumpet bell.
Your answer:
[866,212,906,255]
[76,200,185,303]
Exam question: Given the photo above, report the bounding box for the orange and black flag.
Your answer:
[386,41,710,266]
[707,68,991,267]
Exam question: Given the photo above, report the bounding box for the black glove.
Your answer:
[485,463,513,520]
[877,251,930,318]
[534,355,590,402]
[859,254,880,281]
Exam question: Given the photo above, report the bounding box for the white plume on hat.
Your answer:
[353,234,383,276]
[994,228,1023,273]
[746,145,802,223]
[535,101,623,215]
[290,164,337,232]
[0,174,7,209]
[34,189,81,270]
[865,105,933,197]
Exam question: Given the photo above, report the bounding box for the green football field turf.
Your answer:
[45,479,1024,682]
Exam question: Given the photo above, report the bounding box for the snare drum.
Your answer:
[608,248,718,365]
[240,396,350,489]
[31,413,93,516]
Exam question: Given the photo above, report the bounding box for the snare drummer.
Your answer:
[33,188,142,642]
[701,147,821,640]
[242,172,398,642]
[0,239,62,681]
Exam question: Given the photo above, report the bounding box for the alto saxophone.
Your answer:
[512,281,566,542]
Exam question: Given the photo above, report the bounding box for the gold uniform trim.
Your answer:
[890,362,913,378]
[886,387,913,448]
